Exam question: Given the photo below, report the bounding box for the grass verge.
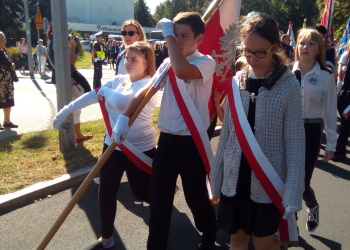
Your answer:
[0,108,160,195]
[75,52,93,69]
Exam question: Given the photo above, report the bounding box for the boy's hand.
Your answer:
[156,18,175,38]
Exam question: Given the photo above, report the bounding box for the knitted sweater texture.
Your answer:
[210,69,305,209]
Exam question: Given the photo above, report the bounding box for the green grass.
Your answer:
[0,108,160,195]
[75,52,93,69]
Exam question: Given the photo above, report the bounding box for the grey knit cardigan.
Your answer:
[210,69,305,210]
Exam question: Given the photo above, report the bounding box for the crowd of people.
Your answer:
[2,8,350,250]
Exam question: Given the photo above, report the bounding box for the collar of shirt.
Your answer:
[186,50,200,61]
[293,61,321,77]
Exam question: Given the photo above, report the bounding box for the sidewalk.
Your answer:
[0,65,163,213]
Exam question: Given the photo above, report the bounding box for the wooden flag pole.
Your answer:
[36,2,222,247]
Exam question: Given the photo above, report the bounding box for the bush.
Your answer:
[6,46,37,69]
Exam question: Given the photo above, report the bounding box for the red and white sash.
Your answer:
[226,78,298,242]
[96,89,153,175]
[343,104,350,117]
[168,67,214,199]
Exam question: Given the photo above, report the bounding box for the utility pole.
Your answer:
[51,0,75,152]
[23,0,34,78]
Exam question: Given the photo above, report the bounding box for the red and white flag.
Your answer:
[320,0,335,48]
[198,0,241,118]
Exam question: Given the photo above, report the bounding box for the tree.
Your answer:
[152,0,211,22]
[134,0,156,27]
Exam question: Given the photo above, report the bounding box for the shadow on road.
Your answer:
[310,234,341,250]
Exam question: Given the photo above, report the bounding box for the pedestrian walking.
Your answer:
[113,12,217,250]
[210,12,305,249]
[292,28,337,232]
[53,41,157,250]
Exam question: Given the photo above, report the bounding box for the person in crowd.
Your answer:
[154,42,163,69]
[53,41,157,250]
[210,13,305,249]
[162,41,169,59]
[333,41,350,161]
[46,23,55,84]
[314,24,336,73]
[280,34,294,61]
[292,28,337,232]
[115,20,147,75]
[35,39,47,76]
[105,39,113,67]
[17,37,28,74]
[0,31,18,129]
[68,34,93,143]
[111,40,119,70]
[91,32,106,89]
[113,12,217,250]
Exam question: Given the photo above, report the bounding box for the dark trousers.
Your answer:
[147,133,216,250]
[303,123,323,208]
[70,65,91,92]
[335,115,350,156]
[99,144,155,239]
[93,60,103,89]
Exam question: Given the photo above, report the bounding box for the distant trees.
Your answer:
[134,0,156,27]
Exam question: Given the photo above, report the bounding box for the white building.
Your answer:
[66,0,153,38]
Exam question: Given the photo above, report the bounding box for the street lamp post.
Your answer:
[23,0,34,77]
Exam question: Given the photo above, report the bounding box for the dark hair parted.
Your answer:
[240,12,286,67]
[173,12,205,38]
[126,41,156,77]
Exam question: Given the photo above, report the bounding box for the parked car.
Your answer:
[80,40,91,52]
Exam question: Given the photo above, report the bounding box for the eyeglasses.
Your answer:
[241,44,274,58]
[121,30,139,37]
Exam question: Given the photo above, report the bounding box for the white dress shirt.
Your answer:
[153,50,215,135]
[293,61,337,150]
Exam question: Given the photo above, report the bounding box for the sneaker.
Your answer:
[84,237,114,250]
[198,228,217,250]
[306,204,319,232]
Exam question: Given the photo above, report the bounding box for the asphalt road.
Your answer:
[1,136,350,249]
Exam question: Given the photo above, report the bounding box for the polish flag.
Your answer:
[198,0,241,117]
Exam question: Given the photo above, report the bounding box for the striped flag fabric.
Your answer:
[336,17,350,57]
[320,0,335,48]
[287,21,296,48]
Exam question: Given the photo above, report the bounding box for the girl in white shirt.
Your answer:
[53,41,157,250]
[292,28,337,232]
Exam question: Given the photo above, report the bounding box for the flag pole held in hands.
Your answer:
[36,0,225,247]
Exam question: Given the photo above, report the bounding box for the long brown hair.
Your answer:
[295,28,326,67]
[126,41,156,77]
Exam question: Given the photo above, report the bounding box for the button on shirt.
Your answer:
[292,61,337,150]
[154,50,215,135]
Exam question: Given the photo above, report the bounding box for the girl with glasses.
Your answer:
[210,12,305,249]
[115,20,146,75]
[292,28,337,232]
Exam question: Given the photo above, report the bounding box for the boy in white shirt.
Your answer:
[113,12,217,250]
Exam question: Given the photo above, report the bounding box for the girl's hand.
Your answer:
[323,150,334,162]
[213,88,225,105]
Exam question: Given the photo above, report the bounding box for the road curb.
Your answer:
[0,165,93,215]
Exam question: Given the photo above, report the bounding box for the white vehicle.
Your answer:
[108,34,123,41]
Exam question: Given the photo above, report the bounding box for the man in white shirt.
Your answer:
[113,12,217,250]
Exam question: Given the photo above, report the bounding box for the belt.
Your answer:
[304,118,323,123]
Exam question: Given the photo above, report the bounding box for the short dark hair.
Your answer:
[314,24,327,35]
[173,12,205,38]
